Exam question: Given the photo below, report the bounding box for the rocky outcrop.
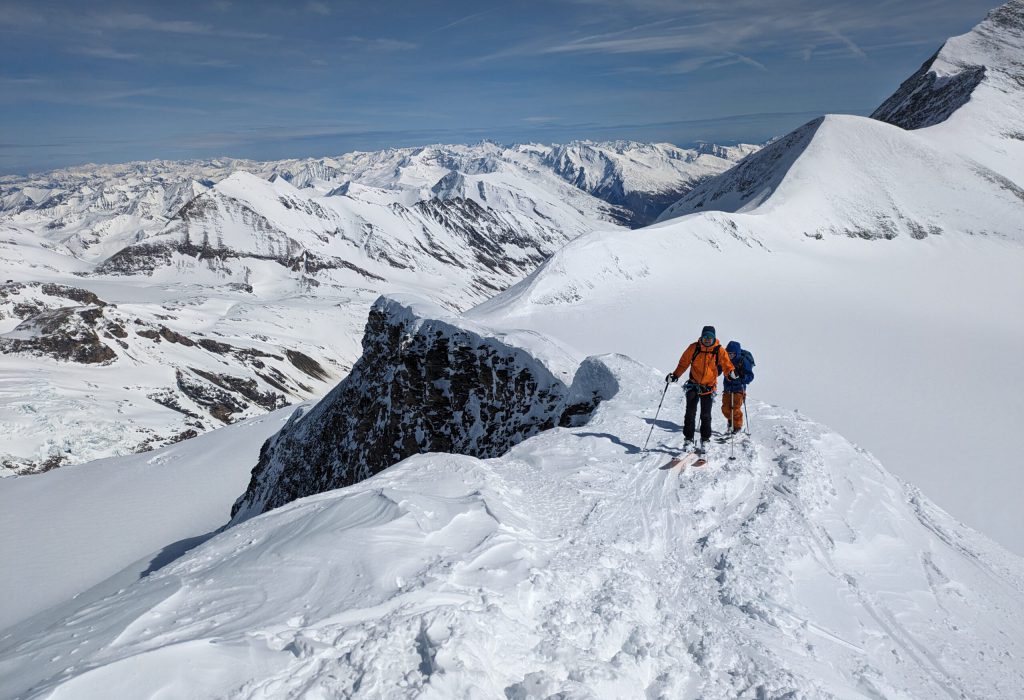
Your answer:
[231,296,608,522]
[870,51,986,130]
[0,305,116,364]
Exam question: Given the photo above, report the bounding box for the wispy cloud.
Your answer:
[427,10,495,35]
[305,2,331,16]
[344,36,418,52]
[88,12,270,40]
[73,46,140,61]
[667,52,767,74]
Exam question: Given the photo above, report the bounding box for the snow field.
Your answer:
[0,404,304,632]
[4,355,1022,698]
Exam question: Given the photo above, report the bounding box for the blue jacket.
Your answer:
[724,341,755,392]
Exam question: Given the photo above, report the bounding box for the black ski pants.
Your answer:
[683,388,714,442]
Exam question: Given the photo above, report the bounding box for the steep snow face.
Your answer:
[658,114,1023,239]
[231,295,586,521]
[872,0,1024,183]
[4,355,1022,698]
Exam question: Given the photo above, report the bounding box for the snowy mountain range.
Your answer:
[1,1,1023,697]
[0,140,754,474]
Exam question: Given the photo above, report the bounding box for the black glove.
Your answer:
[665,373,678,384]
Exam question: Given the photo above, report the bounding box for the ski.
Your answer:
[658,452,706,471]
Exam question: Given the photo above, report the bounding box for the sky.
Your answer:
[0,0,999,173]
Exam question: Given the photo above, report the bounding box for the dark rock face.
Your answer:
[231,297,600,522]
[413,198,548,278]
[1,306,116,364]
[871,50,986,130]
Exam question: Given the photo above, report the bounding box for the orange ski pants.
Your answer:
[722,391,745,431]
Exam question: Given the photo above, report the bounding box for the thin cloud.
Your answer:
[428,10,495,34]
[89,12,270,40]
[306,2,331,16]
[345,36,418,52]
[74,46,140,61]
[667,53,767,74]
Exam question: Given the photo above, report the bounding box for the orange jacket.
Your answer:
[672,340,734,390]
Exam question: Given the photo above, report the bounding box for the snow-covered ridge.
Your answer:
[0,139,756,240]
[872,0,1024,182]
[872,0,1023,130]
[231,295,608,521]
[657,113,1023,240]
[4,353,1022,698]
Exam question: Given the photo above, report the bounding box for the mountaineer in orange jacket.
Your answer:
[666,325,736,453]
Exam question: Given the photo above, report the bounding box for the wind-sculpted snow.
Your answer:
[231,295,594,521]
[4,356,1022,698]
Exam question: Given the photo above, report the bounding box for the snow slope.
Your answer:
[474,4,1024,554]
[0,404,303,633]
[3,354,1022,698]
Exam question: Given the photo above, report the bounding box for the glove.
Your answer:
[728,371,739,380]
[665,373,678,384]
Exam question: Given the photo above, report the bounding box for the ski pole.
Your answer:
[642,381,671,453]
[743,393,750,435]
[727,393,738,461]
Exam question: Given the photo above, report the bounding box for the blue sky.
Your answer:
[0,0,997,173]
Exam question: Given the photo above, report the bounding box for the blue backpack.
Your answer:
[738,349,755,384]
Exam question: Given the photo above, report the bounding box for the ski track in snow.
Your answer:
[4,360,1022,699]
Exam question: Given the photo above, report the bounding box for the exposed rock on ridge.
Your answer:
[231,296,608,521]
[871,52,986,130]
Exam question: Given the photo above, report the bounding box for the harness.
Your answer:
[686,343,721,396]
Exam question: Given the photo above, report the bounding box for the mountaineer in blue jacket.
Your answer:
[722,341,755,434]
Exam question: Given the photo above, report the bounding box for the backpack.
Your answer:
[738,349,755,384]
